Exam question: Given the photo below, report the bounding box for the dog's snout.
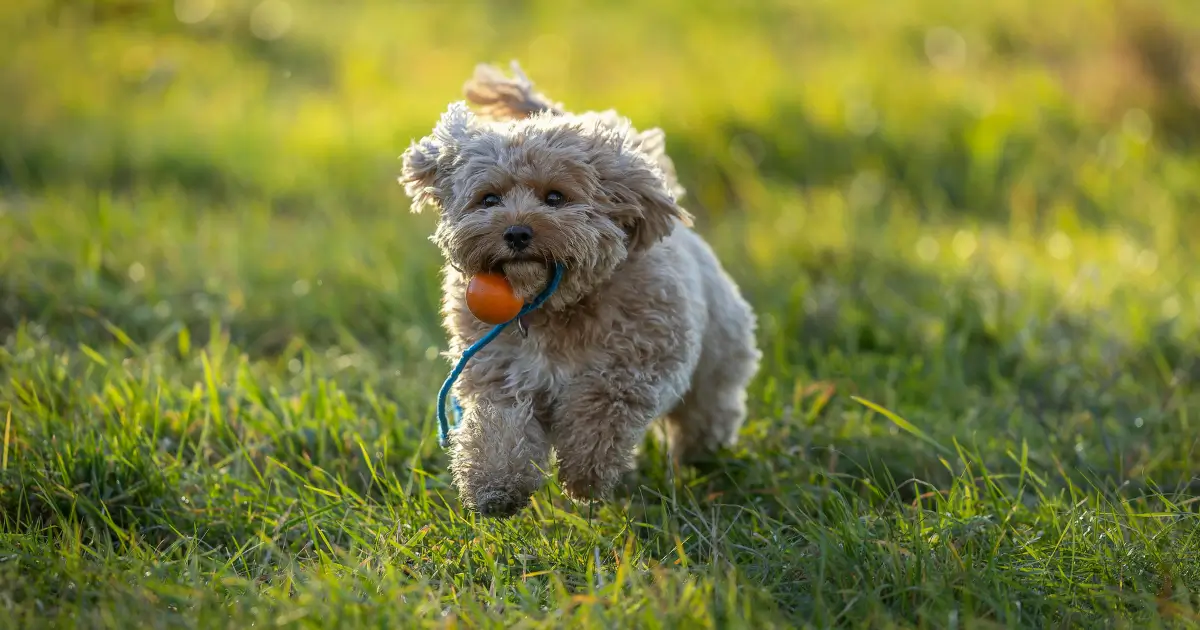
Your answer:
[503,225,534,251]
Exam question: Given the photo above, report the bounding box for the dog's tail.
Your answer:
[463,61,564,121]
[462,60,686,202]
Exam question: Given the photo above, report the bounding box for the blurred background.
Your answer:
[2,0,1199,476]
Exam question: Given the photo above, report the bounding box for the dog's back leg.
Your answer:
[663,292,760,464]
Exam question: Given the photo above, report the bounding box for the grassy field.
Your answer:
[3,0,1200,627]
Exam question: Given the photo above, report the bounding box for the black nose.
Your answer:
[503,225,533,251]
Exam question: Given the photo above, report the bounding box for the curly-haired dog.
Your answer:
[399,62,761,517]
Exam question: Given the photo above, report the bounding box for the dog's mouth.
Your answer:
[496,257,556,303]
[487,253,547,275]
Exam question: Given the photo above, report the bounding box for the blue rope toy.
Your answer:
[436,262,566,448]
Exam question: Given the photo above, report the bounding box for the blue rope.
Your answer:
[436,262,565,447]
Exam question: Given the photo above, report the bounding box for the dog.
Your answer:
[399,62,761,517]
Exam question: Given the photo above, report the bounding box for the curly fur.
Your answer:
[399,61,761,517]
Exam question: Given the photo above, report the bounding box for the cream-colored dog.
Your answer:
[399,62,760,517]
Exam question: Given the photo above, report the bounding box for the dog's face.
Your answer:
[399,102,690,307]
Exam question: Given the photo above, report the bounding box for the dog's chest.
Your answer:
[495,325,593,395]
[484,302,632,396]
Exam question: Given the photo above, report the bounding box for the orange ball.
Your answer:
[465,273,523,324]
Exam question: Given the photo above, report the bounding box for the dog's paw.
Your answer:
[559,475,615,505]
[672,443,728,468]
[469,489,531,519]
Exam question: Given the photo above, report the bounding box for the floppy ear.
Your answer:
[599,134,694,252]
[631,126,686,202]
[399,136,441,213]
[398,101,477,213]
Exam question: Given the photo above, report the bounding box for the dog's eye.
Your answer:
[481,193,502,208]
[544,190,565,207]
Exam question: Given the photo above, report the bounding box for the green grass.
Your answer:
[3,0,1200,627]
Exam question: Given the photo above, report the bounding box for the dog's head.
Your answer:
[399,101,691,308]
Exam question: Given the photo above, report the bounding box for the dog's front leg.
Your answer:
[447,395,550,518]
[551,368,664,502]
